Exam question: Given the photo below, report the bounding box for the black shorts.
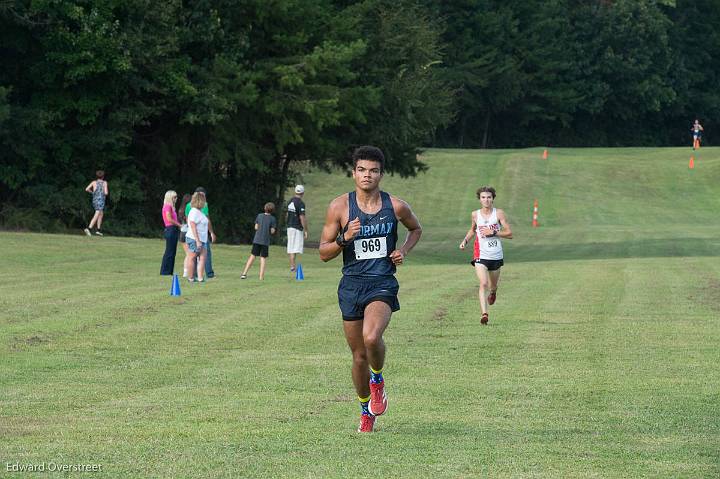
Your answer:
[471,258,504,271]
[251,243,269,258]
[179,231,187,243]
[338,275,400,321]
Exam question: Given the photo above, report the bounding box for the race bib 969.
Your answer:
[354,237,388,260]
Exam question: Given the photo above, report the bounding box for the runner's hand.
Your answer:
[344,217,361,241]
[480,227,494,237]
[389,249,404,265]
[459,239,467,250]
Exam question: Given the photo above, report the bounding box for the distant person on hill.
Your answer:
[84,170,108,236]
[160,190,183,276]
[185,191,209,283]
[286,185,308,273]
[178,193,193,277]
[241,203,277,280]
[319,145,422,433]
[459,186,513,325]
[185,187,216,279]
[692,119,704,150]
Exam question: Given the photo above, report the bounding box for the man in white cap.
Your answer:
[286,184,308,272]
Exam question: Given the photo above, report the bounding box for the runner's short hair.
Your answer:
[476,186,496,199]
[352,146,385,172]
[96,170,105,179]
[264,202,275,214]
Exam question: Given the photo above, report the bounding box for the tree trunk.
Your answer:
[458,115,467,147]
[277,154,291,229]
[482,110,491,148]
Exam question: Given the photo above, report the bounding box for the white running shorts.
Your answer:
[287,227,304,254]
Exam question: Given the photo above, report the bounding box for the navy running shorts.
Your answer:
[338,275,400,321]
[470,258,504,271]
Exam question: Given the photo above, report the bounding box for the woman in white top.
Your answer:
[185,191,210,282]
[459,186,512,325]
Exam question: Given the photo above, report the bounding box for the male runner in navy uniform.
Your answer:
[319,146,422,433]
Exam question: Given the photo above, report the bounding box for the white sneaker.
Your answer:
[84,228,91,236]
[95,231,104,236]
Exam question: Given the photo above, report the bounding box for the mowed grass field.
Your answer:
[2,147,720,478]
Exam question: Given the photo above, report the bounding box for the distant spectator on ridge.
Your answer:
[84,170,108,236]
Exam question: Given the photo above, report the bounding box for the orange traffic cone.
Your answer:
[532,199,539,227]
[542,149,548,160]
[689,156,695,169]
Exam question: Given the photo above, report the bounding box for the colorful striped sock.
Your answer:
[359,395,371,415]
[370,367,383,384]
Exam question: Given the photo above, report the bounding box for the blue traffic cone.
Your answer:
[170,274,181,296]
[295,263,304,281]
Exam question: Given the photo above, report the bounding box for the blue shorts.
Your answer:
[187,238,206,254]
[338,275,400,321]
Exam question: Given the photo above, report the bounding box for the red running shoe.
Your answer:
[369,380,388,416]
[481,313,489,325]
[358,413,376,432]
[488,290,497,305]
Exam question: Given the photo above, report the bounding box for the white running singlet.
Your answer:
[474,208,503,260]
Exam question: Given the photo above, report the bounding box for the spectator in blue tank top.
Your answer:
[319,145,422,433]
[83,170,108,236]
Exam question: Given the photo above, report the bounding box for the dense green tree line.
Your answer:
[431,0,720,148]
[1,0,717,239]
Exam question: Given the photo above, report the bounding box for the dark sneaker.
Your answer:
[358,413,376,433]
[481,313,489,325]
[488,291,497,305]
[369,380,388,416]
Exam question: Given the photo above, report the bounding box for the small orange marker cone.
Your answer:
[542,149,548,160]
[532,199,539,227]
[689,156,695,169]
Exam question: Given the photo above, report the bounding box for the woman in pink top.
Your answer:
[160,190,182,275]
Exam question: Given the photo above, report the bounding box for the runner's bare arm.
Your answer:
[389,198,422,265]
[300,214,308,239]
[460,211,476,249]
[496,209,513,239]
[319,196,349,262]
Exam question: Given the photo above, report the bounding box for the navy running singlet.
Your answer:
[342,191,398,277]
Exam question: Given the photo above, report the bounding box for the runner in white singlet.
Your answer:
[459,186,512,325]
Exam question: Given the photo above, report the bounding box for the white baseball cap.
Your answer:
[295,185,305,194]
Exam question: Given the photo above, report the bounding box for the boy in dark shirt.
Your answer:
[241,203,277,280]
